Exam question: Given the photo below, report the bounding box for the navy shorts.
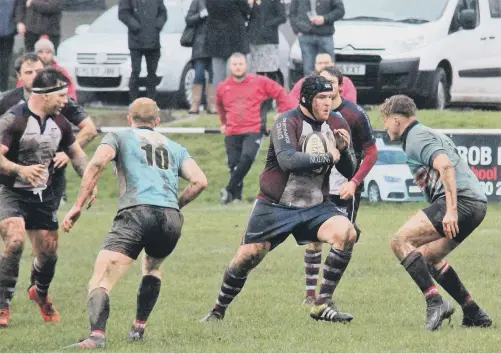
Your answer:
[422,196,487,243]
[0,186,59,230]
[102,205,184,260]
[242,199,346,250]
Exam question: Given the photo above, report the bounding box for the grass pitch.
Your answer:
[0,111,500,352]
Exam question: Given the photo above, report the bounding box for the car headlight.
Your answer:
[384,176,401,183]
[392,35,426,52]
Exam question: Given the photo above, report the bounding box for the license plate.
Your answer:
[76,66,120,77]
[409,186,421,193]
[337,63,366,76]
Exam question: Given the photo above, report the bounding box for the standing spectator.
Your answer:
[247,0,287,122]
[18,0,65,53]
[289,53,357,104]
[205,0,250,90]
[118,0,167,102]
[0,0,24,92]
[185,0,215,114]
[289,0,345,76]
[15,36,78,101]
[218,53,292,204]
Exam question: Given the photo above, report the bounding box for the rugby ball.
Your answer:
[301,131,329,175]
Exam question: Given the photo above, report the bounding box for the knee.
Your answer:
[320,220,357,249]
[5,237,24,257]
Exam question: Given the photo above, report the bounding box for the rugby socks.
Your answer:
[31,256,57,300]
[401,251,440,303]
[304,249,322,298]
[136,275,161,325]
[315,248,352,306]
[429,262,473,308]
[0,252,22,308]
[213,268,247,316]
[88,287,110,337]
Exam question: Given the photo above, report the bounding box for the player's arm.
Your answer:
[178,158,208,209]
[351,110,378,186]
[73,144,116,210]
[272,116,334,173]
[262,76,294,113]
[75,117,98,149]
[61,99,98,149]
[330,118,356,179]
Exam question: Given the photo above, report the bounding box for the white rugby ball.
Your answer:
[301,131,329,175]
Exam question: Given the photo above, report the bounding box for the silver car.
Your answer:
[56,0,291,107]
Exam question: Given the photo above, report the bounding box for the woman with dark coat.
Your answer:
[205,0,251,90]
[185,0,215,114]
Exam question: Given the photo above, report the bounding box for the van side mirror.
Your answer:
[459,9,477,30]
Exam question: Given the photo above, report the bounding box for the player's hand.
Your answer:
[87,186,98,209]
[17,23,26,36]
[324,130,340,164]
[53,152,69,169]
[18,164,46,186]
[442,209,459,239]
[61,205,82,233]
[334,129,350,151]
[339,180,357,200]
[220,125,226,134]
[26,0,32,7]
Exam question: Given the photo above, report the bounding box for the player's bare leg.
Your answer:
[0,218,26,327]
[129,253,166,341]
[391,211,455,331]
[419,238,492,328]
[310,215,356,323]
[28,230,60,322]
[201,242,270,322]
[303,242,323,305]
[66,250,133,349]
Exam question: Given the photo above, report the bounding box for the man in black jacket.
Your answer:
[118,0,167,102]
[290,0,345,76]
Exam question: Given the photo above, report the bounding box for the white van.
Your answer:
[288,0,501,109]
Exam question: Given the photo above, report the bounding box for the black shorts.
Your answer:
[51,168,66,208]
[102,205,184,260]
[0,186,59,230]
[422,196,487,243]
[242,199,346,250]
[328,192,362,223]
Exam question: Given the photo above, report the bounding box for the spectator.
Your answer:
[289,53,357,104]
[118,0,167,102]
[289,0,345,76]
[0,0,24,92]
[18,0,65,53]
[247,0,287,122]
[218,53,292,205]
[185,0,216,114]
[15,37,78,101]
[205,0,250,90]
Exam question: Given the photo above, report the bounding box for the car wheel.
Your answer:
[422,68,449,110]
[368,182,381,203]
[177,62,195,109]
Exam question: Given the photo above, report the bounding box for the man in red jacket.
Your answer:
[218,52,292,204]
[289,53,357,104]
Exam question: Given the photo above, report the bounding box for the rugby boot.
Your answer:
[28,286,61,323]
[310,300,353,323]
[462,303,492,328]
[0,308,9,327]
[129,322,145,341]
[425,297,455,331]
[200,310,224,323]
[65,334,105,349]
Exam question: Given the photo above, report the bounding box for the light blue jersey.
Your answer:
[101,127,191,211]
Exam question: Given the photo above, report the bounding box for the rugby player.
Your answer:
[201,75,359,323]
[62,98,208,348]
[0,68,94,327]
[301,66,378,305]
[380,95,492,330]
[0,53,98,206]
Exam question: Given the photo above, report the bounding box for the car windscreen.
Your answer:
[342,0,449,23]
[376,150,407,165]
